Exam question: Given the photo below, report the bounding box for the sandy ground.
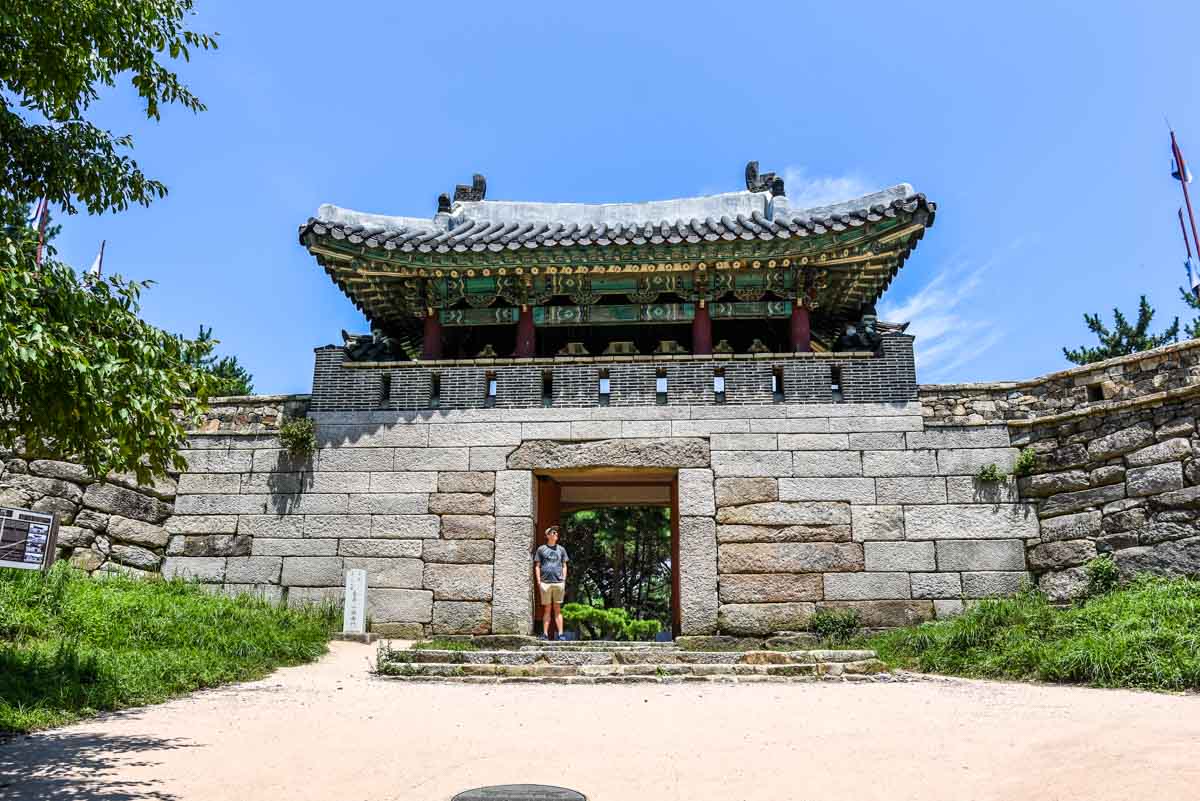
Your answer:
[2,642,1199,801]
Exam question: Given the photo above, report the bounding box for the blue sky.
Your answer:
[52,1,1200,393]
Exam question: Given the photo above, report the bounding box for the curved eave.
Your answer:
[303,196,935,332]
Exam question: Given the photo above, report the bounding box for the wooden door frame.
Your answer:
[669,479,681,637]
[533,469,681,638]
[533,475,561,637]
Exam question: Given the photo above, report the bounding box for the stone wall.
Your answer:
[159,401,1034,636]
[11,340,1200,636]
[0,455,177,577]
[0,396,309,579]
[309,335,917,412]
[920,339,1200,425]
[1010,385,1200,601]
[191,394,311,433]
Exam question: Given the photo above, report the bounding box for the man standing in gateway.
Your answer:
[534,526,570,640]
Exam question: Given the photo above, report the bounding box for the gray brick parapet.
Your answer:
[309,334,917,412]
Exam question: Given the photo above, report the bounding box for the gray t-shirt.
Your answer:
[534,544,569,583]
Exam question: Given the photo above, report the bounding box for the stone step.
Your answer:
[375,658,892,683]
[388,648,878,668]
[519,641,677,650]
[373,673,898,685]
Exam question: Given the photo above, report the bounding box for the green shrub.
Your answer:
[0,564,337,733]
[871,576,1200,691]
[278,417,316,460]
[1085,554,1120,596]
[561,602,661,641]
[976,463,1006,483]
[1012,447,1037,476]
[808,608,862,645]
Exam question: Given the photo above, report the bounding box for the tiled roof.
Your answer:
[300,184,934,255]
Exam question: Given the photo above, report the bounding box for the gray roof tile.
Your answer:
[301,183,933,254]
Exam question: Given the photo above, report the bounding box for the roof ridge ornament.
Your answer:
[745,161,785,197]
[453,173,487,202]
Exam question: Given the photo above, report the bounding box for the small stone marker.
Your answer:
[343,568,367,635]
[451,785,585,801]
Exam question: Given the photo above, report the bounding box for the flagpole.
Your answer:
[1171,130,1200,259]
[98,239,105,276]
[1182,209,1199,300]
[1181,210,1194,260]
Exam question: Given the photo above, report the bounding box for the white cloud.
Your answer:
[879,258,1002,382]
[782,166,873,209]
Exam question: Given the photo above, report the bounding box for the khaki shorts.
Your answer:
[539,582,565,605]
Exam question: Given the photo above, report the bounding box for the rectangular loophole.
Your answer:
[379,373,392,408]
[484,371,497,408]
[831,366,844,403]
[542,369,554,407]
[655,367,668,405]
[598,369,611,406]
[772,366,785,402]
[713,368,726,404]
[1086,383,1104,402]
[430,372,441,409]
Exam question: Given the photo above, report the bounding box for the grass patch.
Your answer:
[871,575,1200,692]
[807,608,863,646]
[0,564,337,734]
[410,639,479,651]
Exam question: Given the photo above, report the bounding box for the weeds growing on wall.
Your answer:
[870,575,1200,692]
[976,463,1006,483]
[0,564,337,733]
[1012,447,1037,477]
[279,417,317,460]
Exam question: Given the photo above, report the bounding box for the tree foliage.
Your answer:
[1062,295,1179,365]
[0,0,217,227]
[0,231,218,483]
[1179,286,1200,340]
[190,326,254,397]
[0,1,219,480]
[563,506,672,629]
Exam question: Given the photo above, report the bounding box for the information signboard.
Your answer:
[0,506,59,571]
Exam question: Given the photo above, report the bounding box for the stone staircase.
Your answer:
[374,640,892,684]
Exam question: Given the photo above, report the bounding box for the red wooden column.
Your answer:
[790,301,812,353]
[692,301,712,355]
[421,309,443,360]
[515,305,536,358]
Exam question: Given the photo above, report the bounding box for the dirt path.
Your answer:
[2,642,1198,801]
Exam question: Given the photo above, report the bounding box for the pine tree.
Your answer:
[189,326,255,396]
[1179,286,1200,340]
[1063,296,1179,365]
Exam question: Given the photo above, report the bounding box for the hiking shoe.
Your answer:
[557,634,569,641]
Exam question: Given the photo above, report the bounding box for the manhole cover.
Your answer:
[451,785,586,801]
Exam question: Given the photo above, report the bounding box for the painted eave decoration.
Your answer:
[299,163,935,336]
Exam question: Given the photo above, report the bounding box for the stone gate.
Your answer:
[5,167,1198,636]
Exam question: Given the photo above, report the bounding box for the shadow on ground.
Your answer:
[0,729,192,800]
